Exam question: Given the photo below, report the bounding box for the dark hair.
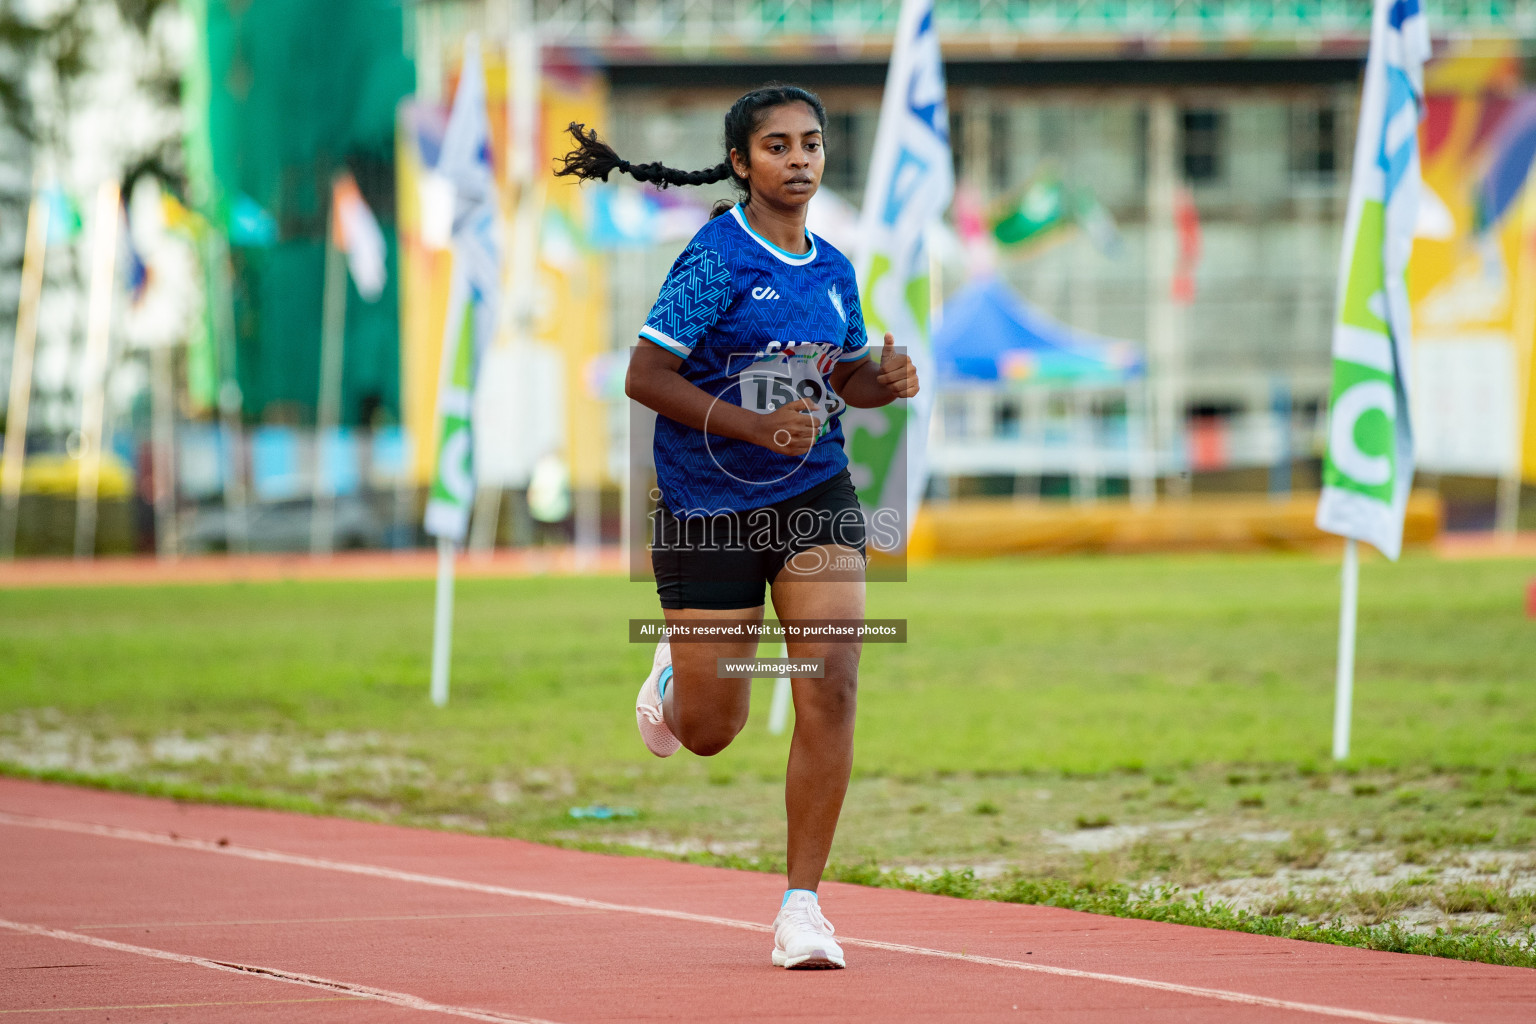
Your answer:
[554,84,827,217]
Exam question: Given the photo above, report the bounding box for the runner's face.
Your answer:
[731,102,823,208]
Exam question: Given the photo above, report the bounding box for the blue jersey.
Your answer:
[639,204,869,515]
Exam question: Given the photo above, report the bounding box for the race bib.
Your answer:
[736,342,845,428]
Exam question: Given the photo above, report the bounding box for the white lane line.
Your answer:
[844,936,1454,1024]
[0,812,768,934]
[77,910,600,931]
[0,918,563,1024]
[0,810,1460,1024]
[0,998,360,1015]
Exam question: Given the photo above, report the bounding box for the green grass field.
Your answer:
[3,551,1535,965]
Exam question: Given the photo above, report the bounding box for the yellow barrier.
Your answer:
[16,454,135,499]
[907,491,1443,559]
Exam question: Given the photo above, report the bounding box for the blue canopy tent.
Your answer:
[931,276,1143,386]
[926,276,1156,502]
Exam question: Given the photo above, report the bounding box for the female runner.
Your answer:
[555,84,918,969]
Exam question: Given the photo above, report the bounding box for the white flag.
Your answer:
[331,171,386,302]
[424,41,502,543]
[1315,0,1430,560]
[849,0,952,553]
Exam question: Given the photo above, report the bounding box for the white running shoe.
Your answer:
[771,892,846,969]
[635,641,680,758]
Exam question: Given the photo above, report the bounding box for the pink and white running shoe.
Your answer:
[635,641,680,758]
[772,892,846,969]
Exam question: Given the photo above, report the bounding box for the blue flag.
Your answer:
[424,41,502,543]
[848,0,952,554]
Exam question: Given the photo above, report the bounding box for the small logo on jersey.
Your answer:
[751,286,781,301]
[827,285,846,322]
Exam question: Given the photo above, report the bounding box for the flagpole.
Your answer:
[928,226,943,332]
[469,2,541,559]
[1,186,49,559]
[768,640,792,735]
[1497,169,1536,538]
[211,235,251,555]
[1145,95,1183,501]
[1332,537,1359,760]
[430,536,456,707]
[425,273,472,710]
[75,180,121,560]
[311,198,348,557]
[149,342,179,560]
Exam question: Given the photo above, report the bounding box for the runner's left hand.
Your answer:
[875,333,919,399]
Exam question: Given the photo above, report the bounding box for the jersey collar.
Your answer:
[729,204,817,266]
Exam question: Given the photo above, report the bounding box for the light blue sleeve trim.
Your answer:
[639,324,692,358]
[837,345,871,363]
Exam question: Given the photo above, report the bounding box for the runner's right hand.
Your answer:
[755,397,824,457]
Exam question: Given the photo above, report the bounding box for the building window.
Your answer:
[824,110,860,194]
[823,110,877,198]
[1289,103,1338,183]
[949,109,966,183]
[989,107,1012,192]
[1181,108,1225,184]
[1134,106,1148,185]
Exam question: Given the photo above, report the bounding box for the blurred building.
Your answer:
[3,1,1532,556]
[417,0,1531,501]
[0,0,187,440]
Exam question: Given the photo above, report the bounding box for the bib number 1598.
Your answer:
[743,372,827,413]
[737,344,843,425]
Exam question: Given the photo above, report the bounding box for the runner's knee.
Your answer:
[796,661,857,726]
[669,669,751,756]
[676,717,746,757]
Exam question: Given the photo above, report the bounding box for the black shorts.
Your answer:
[651,469,867,610]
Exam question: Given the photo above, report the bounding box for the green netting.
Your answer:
[191,0,414,425]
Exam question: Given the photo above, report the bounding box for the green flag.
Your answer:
[424,291,476,538]
[991,175,1069,248]
[1315,0,1430,561]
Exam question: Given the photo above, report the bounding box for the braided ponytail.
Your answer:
[553,84,827,216]
[554,123,732,189]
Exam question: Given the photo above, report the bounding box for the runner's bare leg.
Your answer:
[770,544,864,892]
[661,606,761,756]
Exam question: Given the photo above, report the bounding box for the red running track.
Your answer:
[1,778,1531,1023]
